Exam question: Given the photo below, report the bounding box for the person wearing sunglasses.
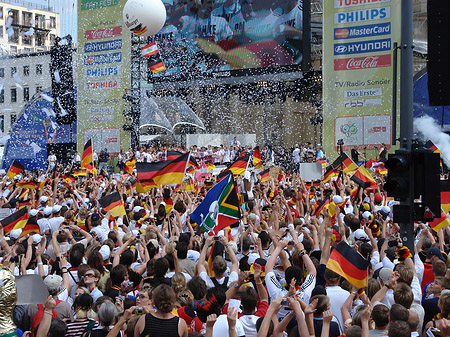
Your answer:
[136,287,154,314]
[83,269,103,302]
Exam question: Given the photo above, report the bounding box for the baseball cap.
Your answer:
[9,229,22,240]
[32,234,42,244]
[378,267,393,284]
[29,209,39,217]
[39,196,48,203]
[428,248,446,262]
[354,228,369,242]
[91,213,100,221]
[43,207,52,216]
[99,245,111,261]
[374,193,383,203]
[52,205,62,213]
[44,274,62,293]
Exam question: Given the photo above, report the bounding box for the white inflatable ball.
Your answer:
[123,0,167,37]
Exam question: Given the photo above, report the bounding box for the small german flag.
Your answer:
[7,160,24,179]
[149,59,166,74]
[205,160,216,170]
[81,138,93,169]
[62,174,75,184]
[323,165,338,183]
[186,165,196,174]
[21,216,40,236]
[351,165,376,189]
[315,197,330,216]
[227,154,249,176]
[17,181,36,190]
[425,140,442,155]
[37,179,49,190]
[253,148,263,169]
[124,156,136,175]
[1,207,29,234]
[136,179,157,193]
[74,170,87,177]
[441,190,450,214]
[165,196,174,214]
[99,192,126,217]
[305,180,320,190]
[429,210,450,232]
[18,188,29,200]
[332,153,358,173]
[326,241,370,288]
[136,152,189,186]
[260,169,270,183]
[189,157,199,169]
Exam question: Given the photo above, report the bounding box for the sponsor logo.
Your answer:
[334,7,390,24]
[334,38,391,55]
[334,54,391,70]
[85,66,121,78]
[84,79,121,90]
[106,138,118,143]
[84,26,122,40]
[84,39,122,53]
[89,106,115,114]
[334,22,391,39]
[344,88,382,98]
[368,126,387,133]
[89,114,115,122]
[81,0,120,11]
[340,121,358,137]
[334,0,390,9]
[344,98,382,108]
[84,52,122,65]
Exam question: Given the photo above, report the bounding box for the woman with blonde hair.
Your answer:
[171,272,186,295]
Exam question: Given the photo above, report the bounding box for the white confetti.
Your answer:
[41,93,54,102]
[23,27,34,36]
[5,16,13,28]
[54,70,61,83]
[0,136,10,145]
[57,98,67,116]
[13,73,23,83]
[30,142,42,154]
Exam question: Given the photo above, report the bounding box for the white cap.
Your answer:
[43,207,52,216]
[354,228,369,242]
[9,228,22,240]
[52,205,62,213]
[333,195,343,204]
[32,234,42,244]
[39,196,48,203]
[362,211,373,219]
[126,197,134,203]
[99,245,111,260]
[382,206,391,213]
[131,229,140,236]
[29,209,39,217]
[133,206,142,213]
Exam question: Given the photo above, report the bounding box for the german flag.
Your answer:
[18,199,30,209]
[227,154,249,176]
[124,156,136,175]
[166,150,182,161]
[74,169,87,177]
[253,148,263,169]
[429,210,450,232]
[165,197,173,214]
[7,160,24,179]
[323,165,338,183]
[21,216,40,236]
[189,157,199,169]
[18,188,29,200]
[136,179,157,193]
[136,152,189,186]
[326,241,370,288]
[186,165,196,174]
[441,189,450,214]
[184,179,198,194]
[375,166,388,175]
[350,165,376,189]
[315,197,330,216]
[149,59,166,73]
[205,160,216,170]
[16,181,35,190]
[99,192,126,217]
[425,140,442,155]
[81,139,93,169]
[332,153,358,173]
[305,180,320,190]
[62,174,75,184]
[260,168,270,183]
[37,179,49,190]
[1,207,29,234]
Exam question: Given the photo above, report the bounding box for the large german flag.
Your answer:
[99,192,126,217]
[253,148,263,169]
[136,152,189,186]
[1,207,29,234]
[21,216,40,236]
[166,150,182,161]
[81,138,93,169]
[227,154,249,176]
[7,160,24,179]
[315,197,330,216]
[260,168,270,183]
[332,153,358,173]
[326,241,369,288]
[430,210,450,232]
[350,165,376,189]
[16,181,36,190]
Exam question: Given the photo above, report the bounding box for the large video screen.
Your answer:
[151,0,308,81]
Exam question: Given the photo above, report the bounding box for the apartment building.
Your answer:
[0,1,60,55]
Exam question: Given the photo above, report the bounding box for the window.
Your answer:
[0,90,4,103]
[23,12,32,26]
[24,47,32,53]
[35,14,45,29]
[36,86,42,94]
[0,116,4,134]
[0,7,3,19]
[8,27,19,43]
[0,68,4,78]
[35,32,45,46]
[8,10,18,24]
[50,17,56,29]
[0,25,3,38]
[36,64,43,75]
[22,34,32,45]
[9,46,17,54]
[50,34,56,45]
[10,114,16,127]
[23,87,29,101]
[11,88,17,103]
[23,66,30,76]
[11,67,16,77]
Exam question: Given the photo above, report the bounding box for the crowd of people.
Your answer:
[3,142,450,337]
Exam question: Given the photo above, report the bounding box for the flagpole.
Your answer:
[182,152,191,183]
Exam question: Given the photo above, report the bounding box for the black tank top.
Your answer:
[140,313,180,337]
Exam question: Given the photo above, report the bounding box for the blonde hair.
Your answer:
[165,241,177,254]
[171,272,186,294]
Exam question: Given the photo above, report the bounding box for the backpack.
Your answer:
[31,300,62,337]
[210,276,229,292]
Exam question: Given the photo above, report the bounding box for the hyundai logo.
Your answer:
[335,45,348,53]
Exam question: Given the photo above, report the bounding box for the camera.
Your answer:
[214,236,220,241]
[10,256,20,263]
[281,299,289,306]
[135,307,144,315]
[124,281,134,287]
[388,239,398,247]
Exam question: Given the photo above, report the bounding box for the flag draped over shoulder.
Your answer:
[227,154,249,176]
[0,207,29,234]
[99,192,126,217]
[351,165,376,189]
[81,139,93,169]
[7,160,24,179]
[190,173,240,234]
[326,241,369,288]
[136,152,189,186]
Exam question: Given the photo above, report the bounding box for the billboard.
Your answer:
[323,0,401,159]
[77,0,131,156]
[148,0,310,82]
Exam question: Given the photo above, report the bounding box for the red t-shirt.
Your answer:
[422,262,434,292]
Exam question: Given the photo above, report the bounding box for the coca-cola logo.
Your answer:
[85,26,122,40]
[334,54,391,71]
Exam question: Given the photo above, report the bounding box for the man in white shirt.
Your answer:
[47,205,65,234]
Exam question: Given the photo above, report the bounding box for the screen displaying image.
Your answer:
[151,0,307,80]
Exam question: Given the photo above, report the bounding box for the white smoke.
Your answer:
[414,115,450,166]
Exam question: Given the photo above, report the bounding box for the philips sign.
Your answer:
[334,7,390,24]
[85,66,121,78]
[334,38,391,55]
[334,22,391,39]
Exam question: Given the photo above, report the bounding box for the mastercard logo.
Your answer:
[335,29,349,39]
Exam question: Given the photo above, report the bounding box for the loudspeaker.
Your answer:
[427,0,450,106]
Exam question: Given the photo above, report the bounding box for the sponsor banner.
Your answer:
[81,0,120,10]
[84,39,122,53]
[334,38,391,55]
[334,6,390,24]
[89,106,115,114]
[85,65,121,77]
[334,0,390,9]
[89,114,115,122]
[84,79,121,90]
[334,54,391,70]
[84,52,122,65]
[323,1,400,158]
[334,22,390,39]
[84,26,122,40]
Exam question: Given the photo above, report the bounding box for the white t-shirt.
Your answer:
[326,285,350,333]
[199,270,238,289]
[238,314,260,337]
[187,250,200,262]
[48,216,65,234]
[212,314,245,337]
[90,218,111,243]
